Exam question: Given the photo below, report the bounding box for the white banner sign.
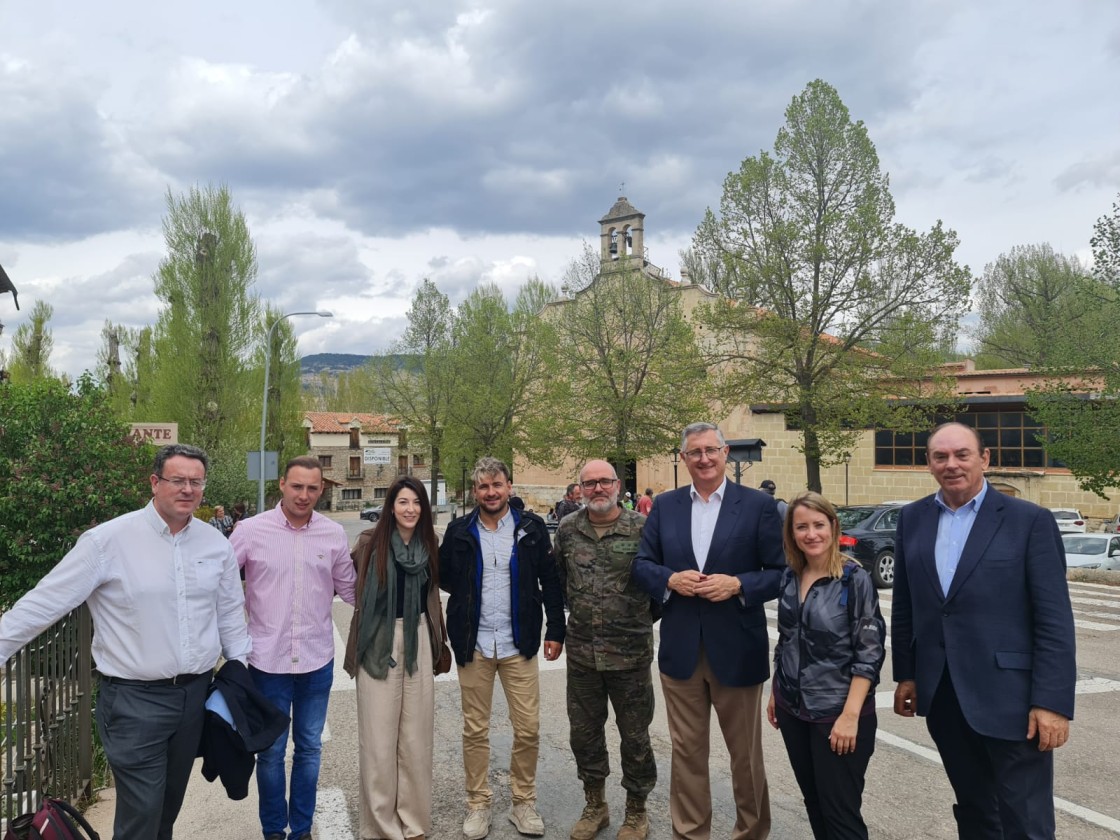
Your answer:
[363,447,391,465]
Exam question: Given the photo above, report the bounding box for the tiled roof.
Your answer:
[599,195,643,223]
[303,412,399,434]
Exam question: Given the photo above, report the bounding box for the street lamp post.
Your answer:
[671,447,680,489]
[460,456,469,517]
[258,310,333,514]
[843,452,852,506]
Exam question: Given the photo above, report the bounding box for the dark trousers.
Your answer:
[567,661,657,798]
[775,706,875,840]
[926,669,1056,840]
[96,676,210,840]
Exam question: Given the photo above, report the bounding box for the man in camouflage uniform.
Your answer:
[554,459,656,840]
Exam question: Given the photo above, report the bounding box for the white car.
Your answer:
[1062,533,1120,570]
[1050,508,1087,533]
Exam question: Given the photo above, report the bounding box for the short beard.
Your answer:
[586,493,619,515]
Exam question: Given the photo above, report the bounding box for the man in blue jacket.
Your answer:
[633,423,785,840]
[892,422,1076,839]
[440,456,566,840]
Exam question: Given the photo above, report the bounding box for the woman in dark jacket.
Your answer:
[767,491,885,840]
[343,476,450,840]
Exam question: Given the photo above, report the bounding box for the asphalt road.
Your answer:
[84,511,1120,838]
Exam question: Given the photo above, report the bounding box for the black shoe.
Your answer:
[264,834,286,840]
[291,834,312,840]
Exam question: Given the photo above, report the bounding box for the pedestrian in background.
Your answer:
[759,480,788,519]
[556,483,583,521]
[209,503,234,537]
[0,444,251,840]
[440,457,566,839]
[230,456,356,840]
[636,488,653,517]
[345,475,450,840]
[554,460,656,840]
[767,491,884,839]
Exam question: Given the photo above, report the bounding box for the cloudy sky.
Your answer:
[1,0,1118,379]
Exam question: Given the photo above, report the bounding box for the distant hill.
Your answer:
[301,353,371,373]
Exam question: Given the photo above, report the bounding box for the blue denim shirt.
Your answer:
[475,508,518,659]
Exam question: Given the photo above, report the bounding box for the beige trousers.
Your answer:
[660,652,770,840]
[356,617,434,840]
[457,652,540,807]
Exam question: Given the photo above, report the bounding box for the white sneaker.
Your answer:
[508,802,545,836]
[463,806,492,840]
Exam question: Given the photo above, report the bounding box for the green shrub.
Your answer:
[0,375,154,606]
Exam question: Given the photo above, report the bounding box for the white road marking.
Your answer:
[875,729,1120,834]
[1070,595,1120,609]
[873,676,1120,709]
[1074,618,1120,632]
[313,787,354,840]
[332,615,355,693]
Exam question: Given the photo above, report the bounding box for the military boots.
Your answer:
[570,782,610,840]
[616,795,649,840]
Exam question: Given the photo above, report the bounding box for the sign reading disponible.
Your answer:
[363,447,391,465]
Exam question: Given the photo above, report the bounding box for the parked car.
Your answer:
[1102,514,1120,534]
[1062,533,1120,570]
[1050,508,1087,533]
[835,504,902,589]
[359,505,383,523]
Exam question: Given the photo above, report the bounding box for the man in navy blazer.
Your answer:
[892,422,1076,839]
[633,423,785,840]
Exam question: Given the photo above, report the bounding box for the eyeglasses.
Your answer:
[683,446,725,462]
[579,478,618,492]
[156,476,207,491]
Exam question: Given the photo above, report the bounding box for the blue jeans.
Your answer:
[250,660,334,838]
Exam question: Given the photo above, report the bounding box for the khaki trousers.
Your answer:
[356,617,434,840]
[457,651,540,807]
[660,652,770,840]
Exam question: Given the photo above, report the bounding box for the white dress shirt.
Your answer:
[0,502,251,679]
[690,477,728,573]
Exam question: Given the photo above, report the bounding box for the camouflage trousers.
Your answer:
[566,660,657,798]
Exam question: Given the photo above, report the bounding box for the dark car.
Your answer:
[836,504,902,589]
[359,505,383,523]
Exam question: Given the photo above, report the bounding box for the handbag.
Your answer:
[435,641,453,675]
[4,796,100,840]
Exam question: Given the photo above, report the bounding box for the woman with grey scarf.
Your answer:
[344,476,450,840]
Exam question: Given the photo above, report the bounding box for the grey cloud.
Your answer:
[255,230,376,306]
[1054,152,1120,193]
[0,62,162,241]
[133,1,948,243]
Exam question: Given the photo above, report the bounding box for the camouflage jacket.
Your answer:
[554,508,653,670]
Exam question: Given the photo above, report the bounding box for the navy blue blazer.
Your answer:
[632,481,785,687]
[891,484,1076,741]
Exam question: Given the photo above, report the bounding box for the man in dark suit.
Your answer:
[633,422,785,840]
[892,422,1076,839]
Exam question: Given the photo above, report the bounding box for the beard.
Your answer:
[586,492,619,514]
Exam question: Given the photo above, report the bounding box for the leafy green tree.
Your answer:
[148,184,261,455]
[442,281,555,473]
[249,306,304,507]
[7,300,55,383]
[0,375,152,606]
[524,249,711,484]
[693,79,971,491]
[375,280,456,504]
[1026,195,1120,496]
[972,245,1098,369]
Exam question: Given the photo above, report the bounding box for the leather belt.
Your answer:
[99,671,211,687]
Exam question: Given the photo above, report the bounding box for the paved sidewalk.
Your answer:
[83,758,262,837]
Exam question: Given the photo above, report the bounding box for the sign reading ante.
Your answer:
[129,423,179,444]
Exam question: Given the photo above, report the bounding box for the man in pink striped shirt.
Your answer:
[230,455,357,840]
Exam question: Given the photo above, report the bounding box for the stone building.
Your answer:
[302,411,432,511]
[514,197,1120,524]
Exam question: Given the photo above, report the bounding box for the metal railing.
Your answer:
[1,606,94,825]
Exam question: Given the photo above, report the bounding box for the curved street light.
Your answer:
[258,310,333,514]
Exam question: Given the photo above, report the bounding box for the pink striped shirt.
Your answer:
[230,504,357,674]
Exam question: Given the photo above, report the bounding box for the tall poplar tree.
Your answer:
[148,185,260,455]
[7,300,55,383]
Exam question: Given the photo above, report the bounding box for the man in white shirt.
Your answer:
[0,443,251,840]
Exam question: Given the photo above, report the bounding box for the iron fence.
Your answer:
[1,606,94,826]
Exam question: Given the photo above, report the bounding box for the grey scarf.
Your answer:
[357,528,430,679]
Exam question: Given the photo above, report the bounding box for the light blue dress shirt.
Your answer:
[476,508,518,659]
[933,481,989,596]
